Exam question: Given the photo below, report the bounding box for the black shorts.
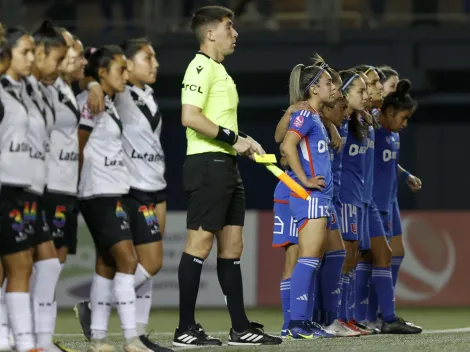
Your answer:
[183,152,245,233]
[123,188,165,246]
[0,186,31,255]
[25,192,53,248]
[43,190,79,255]
[79,196,132,250]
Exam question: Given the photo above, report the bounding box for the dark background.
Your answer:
[2,0,470,210]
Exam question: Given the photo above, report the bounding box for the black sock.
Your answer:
[178,252,204,331]
[217,258,250,332]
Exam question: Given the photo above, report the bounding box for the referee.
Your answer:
[173,6,282,347]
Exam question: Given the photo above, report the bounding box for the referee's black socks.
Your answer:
[178,252,204,331]
[217,257,251,332]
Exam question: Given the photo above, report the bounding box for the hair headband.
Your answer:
[341,73,359,92]
[304,63,329,93]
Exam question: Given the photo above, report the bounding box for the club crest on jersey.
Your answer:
[81,104,93,120]
[293,115,304,128]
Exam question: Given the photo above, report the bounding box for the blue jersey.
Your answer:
[391,132,400,201]
[373,127,398,212]
[287,109,333,199]
[329,119,348,200]
[363,125,375,204]
[339,118,368,207]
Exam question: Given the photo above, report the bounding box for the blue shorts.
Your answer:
[340,202,362,242]
[359,203,370,250]
[389,201,402,237]
[360,203,387,250]
[380,211,392,238]
[289,195,332,231]
[272,200,298,247]
[329,198,342,232]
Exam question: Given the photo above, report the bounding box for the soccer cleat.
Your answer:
[381,317,423,334]
[287,321,315,340]
[355,320,380,334]
[73,301,92,341]
[228,322,282,346]
[307,321,336,338]
[344,319,371,335]
[281,329,288,339]
[123,337,152,352]
[396,316,422,330]
[172,323,222,347]
[45,342,81,352]
[87,339,116,352]
[323,320,361,337]
[139,334,174,352]
[359,320,381,334]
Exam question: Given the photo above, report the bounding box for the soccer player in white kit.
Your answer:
[76,45,151,352]
[75,38,172,352]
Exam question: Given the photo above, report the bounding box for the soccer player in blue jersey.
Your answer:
[368,79,421,334]
[280,58,337,339]
[335,70,369,333]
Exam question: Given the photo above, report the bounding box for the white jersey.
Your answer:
[77,91,130,198]
[114,84,166,192]
[46,77,79,195]
[23,75,54,195]
[0,76,31,188]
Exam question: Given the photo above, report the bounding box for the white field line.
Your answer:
[54,327,470,338]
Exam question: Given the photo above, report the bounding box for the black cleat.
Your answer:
[73,301,92,340]
[381,317,423,334]
[228,322,282,346]
[140,334,174,352]
[172,323,222,347]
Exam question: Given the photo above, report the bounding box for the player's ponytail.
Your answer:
[289,64,304,105]
[381,79,416,113]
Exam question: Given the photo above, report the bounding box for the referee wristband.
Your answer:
[215,126,238,145]
[401,170,411,183]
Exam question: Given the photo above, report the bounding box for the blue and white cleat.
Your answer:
[287,321,315,340]
[307,321,336,338]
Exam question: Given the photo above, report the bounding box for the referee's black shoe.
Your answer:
[140,333,174,351]
[228,322,283,346]
[172,323,222,347]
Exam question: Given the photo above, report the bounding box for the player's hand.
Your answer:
[362,110,373,125]
[88,85,105,114]
[406,174,422,192]
[302,176,326,191]
[287,101,310,115]
[328,124,342,152]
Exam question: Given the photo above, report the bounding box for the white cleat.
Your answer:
[123,337,152,352]
[87,338,116,352]
[324,320,361,337]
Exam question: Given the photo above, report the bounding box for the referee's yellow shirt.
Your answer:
[181,52,239,156]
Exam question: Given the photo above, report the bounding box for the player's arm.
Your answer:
[78,76,105,114]
[274,101,310,143]
[321,117,342,151]
[78,103,95,174]
[280,115,326,191]
[397,164,422,192]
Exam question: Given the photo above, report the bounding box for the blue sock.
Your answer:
[347,270,356,321]
[354,262,372,322]
[280,279,291,331]
[372,267,396,323]
[290,257,321,321]
[366,279,379,322]
[391,256,404,288]
[311,261,323,323]
[320,250,346,326]
[338,274,350,321]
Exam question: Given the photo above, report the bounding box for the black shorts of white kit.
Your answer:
[79,196,132,251]
[183,152,245,233]
[43,190,79,255]
[0,186,31,255]
[123,188,165,246]
[25,191,53,248]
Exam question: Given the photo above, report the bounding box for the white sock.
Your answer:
[113,272,137,340]
[0,288,10,348]
[6,292,34,352]
[31,258,62,348]
[90,274,113,340]
[136,277,153,336]
[60,263,65,271]
[134,264,151,290]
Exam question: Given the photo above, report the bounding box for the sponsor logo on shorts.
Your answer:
[116,201,129,230]
[138,204,159,235]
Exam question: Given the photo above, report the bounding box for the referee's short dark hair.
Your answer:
[190,6,234,43]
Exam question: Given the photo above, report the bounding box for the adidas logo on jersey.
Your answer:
[331,288,341,295]
[296,294,308,301]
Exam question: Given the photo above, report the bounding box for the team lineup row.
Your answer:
[270,60,424,338]
[0,19,172,352]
